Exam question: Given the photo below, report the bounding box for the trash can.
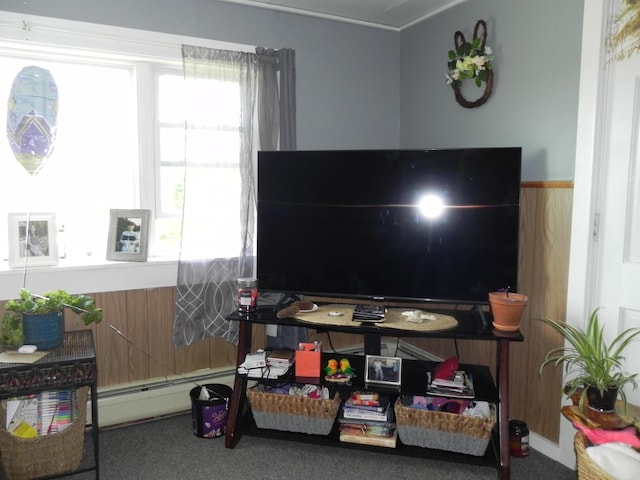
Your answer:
[190,384,233,438]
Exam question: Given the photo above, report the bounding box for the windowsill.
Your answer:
[0,257,179,300]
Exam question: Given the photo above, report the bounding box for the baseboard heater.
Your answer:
[88,368,236,428]
[89,340,440,428]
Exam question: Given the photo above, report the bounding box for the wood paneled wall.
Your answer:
[0,183,572,442]
[393,183,572,442]
[514,183,573,442]
[0,288,237,388]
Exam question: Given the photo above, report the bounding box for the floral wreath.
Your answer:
[445,20,494,108]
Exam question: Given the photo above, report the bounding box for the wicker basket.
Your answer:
[574,431,614,480]
[394,400,495,456]
[247,388,340,435]
[0,387,88,480]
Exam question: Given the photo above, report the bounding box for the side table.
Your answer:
[0,330,99,479]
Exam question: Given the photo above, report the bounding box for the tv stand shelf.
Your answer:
[225,306,523,480]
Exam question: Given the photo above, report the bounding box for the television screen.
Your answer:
[257,148,521,305]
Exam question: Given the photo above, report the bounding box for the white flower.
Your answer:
[471,55,486,68]
[445,42,493,85]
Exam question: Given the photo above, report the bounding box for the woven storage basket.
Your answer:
[394,400,495,456]
[574,431,614,480]
[247,388,340,435]
[0,386,88,480]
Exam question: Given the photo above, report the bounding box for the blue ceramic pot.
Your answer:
[22,311,64,350]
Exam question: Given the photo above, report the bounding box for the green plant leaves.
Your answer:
[1,312,24,347]
[539,308,640,403]
[3,289,103,326]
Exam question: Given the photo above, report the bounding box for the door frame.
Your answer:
[558,0,612,469]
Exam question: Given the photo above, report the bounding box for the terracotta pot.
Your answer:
[489,292,527,332]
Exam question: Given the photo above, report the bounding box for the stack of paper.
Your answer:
[5,389,78,438]
[237,349,295,379]
[427,356,475,398]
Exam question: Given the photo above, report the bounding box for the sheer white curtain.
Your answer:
[173,45,294,347]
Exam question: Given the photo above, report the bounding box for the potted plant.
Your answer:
[1,288,103,350]
[489,290,527,332]
[539,308,640,413]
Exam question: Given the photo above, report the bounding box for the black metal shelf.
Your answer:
[225,306,522,480]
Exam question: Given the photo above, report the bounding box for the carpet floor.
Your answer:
[59,412,577,480]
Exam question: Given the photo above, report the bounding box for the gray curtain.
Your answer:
[256,47,296,151]
[173,45,295,347]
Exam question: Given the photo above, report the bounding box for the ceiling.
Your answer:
[222,0,465,29]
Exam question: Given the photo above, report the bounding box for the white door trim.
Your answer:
[551,0,613,470]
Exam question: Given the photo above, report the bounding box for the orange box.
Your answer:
[295,342,321,377]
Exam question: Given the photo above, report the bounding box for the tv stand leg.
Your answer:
[226,319,251,448]
[498,339,510,479]
[363,332,381,355]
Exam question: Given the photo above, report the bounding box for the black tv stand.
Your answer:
[225,305,523,480]
[363,331,382,355]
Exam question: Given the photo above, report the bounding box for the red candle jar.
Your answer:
[237,278,258,314]
[509,419,530,457]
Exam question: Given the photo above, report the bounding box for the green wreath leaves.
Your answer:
[445,20,494,108]
[446,36,493,87]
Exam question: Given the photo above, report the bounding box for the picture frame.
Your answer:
[106,209,150,262]
[365,355,402,386]
[7,212,59,268]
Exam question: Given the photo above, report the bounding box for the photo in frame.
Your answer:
[365,355,402,386]
[7,212,59,268]
[106,209,150,261]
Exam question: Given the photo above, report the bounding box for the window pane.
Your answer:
[180,167,241,258]
[158,73,241,126]
[184,129,241,166]
[185,78,241,126]
[0,57,136,260]
[159,165,184,215]
[158,73,185,123]
[156,70,243,259]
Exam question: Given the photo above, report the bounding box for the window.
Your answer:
[154,70,242,258]
[0,55,137,261]
[0,14,250,266]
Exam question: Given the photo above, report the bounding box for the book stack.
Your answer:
[338,392,397,448]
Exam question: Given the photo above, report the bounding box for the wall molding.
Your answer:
[522,181,574,189]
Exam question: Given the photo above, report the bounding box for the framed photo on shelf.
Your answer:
[365,354,402,386]
[7,212,59,268]
[106,209,150,262]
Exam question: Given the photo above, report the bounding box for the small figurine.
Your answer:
[324,357,356,383]
[325,358,339,376]
[339,358,355,376]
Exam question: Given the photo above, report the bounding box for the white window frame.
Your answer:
[0,10,256,298]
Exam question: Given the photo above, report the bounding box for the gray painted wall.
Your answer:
[3,0,583,180]
[1,0,400,150]
[400,0,584,181]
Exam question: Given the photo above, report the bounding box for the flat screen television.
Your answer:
[257,148,521,306]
